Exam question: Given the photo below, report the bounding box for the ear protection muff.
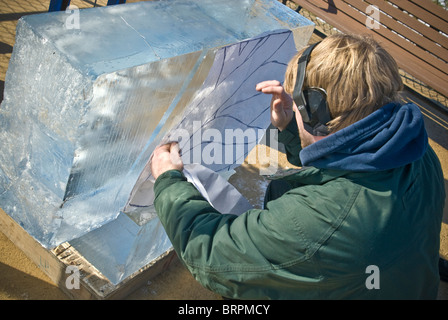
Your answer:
[292,42,332,136]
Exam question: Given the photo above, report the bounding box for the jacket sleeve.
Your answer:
[153,169,311,299]
[277,116,302,166]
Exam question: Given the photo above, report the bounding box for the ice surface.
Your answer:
[0,0,313,284]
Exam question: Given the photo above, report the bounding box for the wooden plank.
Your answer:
[0,207,176,299]
[409,0,448,22]
[388,0,448,34]
[346,0,448,61]
[380,38,448,97]
[292,0,375,33]
[367,0,448,49]
[289,0,448,97]
[319,0,448,75]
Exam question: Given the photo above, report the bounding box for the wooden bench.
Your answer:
[285,0,448,99]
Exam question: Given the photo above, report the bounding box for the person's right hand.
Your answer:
[256,80,294,131]
[150,142,184,180]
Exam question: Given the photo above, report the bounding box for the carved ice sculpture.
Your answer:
[0,0,313,284]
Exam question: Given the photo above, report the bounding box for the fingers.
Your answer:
[256,80,281,89]
[155,143,171,153]
[169,142,182,166]
[153,142,179,155]
[150,142,184,179]
[256,80,282,94]
[271,98,284,113]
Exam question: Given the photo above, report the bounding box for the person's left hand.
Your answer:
[150,142,184,180]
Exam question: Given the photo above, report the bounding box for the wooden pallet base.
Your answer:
[0,208,176,299]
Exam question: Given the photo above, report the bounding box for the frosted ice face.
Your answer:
[24,0,311,77]
[0,0,313,284]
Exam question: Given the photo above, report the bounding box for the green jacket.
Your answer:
[154,103,445,299]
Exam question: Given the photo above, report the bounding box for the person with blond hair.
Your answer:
[150,34,445,299]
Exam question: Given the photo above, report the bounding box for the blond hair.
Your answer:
[284,34,403,132]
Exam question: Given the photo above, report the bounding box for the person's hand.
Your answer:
[256,80,294,131]
[150,142,184,180]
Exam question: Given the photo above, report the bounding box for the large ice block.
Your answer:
[0,0,313,284]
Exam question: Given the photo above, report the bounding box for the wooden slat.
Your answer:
[409,0,448,22]
[345,0,448,62]
[290,0,448,97]
[380,37,448,97]
[317,0,448,74]
[367,0,448,49]
[388,0,448,34]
